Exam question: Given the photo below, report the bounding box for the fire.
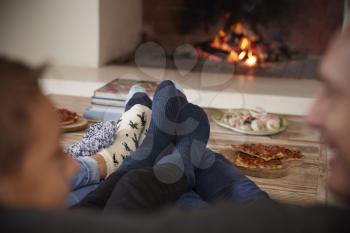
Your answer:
[238,51,246,60]
[209,22,259,67]
[240,37,250,50]
[227,51,238,62]
[245,52,258,66]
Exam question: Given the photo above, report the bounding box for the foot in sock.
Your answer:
[98,104,152,178]
[124,84,152,112]
[154,103,210,190]
[118,80,188,172]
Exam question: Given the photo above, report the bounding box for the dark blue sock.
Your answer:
[124,92,152,112]
[155,103,210,190]
[118,80,187,172]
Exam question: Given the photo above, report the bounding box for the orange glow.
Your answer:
[240,37,250,50]
[221,43,231,52]
[211,36,221,48]
[231,23,243,34]
[227,51,238,62]
[219,30,226,37]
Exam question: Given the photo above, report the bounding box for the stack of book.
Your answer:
[83,78,157,122]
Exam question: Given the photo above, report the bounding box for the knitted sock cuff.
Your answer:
[97,149,116,179]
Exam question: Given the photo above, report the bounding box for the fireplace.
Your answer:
[112,0,344,79]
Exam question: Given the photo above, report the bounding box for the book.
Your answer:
[91,96,126,107]
[83,105,124,122]
[94,78,157,100]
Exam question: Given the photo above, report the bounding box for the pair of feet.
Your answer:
[119,80,210,189]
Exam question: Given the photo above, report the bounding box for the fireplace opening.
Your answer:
[111,0,344,79]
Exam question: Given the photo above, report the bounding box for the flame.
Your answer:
[231,23,244,34]
[211,32,232,52]
[227,51,238,62]
[238,51,246,60]
[240,37,250,50]
[211,36,221,48]
[219,30,226,37]
[245,51,257,66]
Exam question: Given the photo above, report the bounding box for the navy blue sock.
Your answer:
[118,80,187,172]
[155,103,210,190]
[124,92,152,112]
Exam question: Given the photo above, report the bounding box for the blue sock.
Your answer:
[124,92,152,112]
[118,80,188,172]
[170,80,185,95]
[125,84,146,104]
[155,103,210,190]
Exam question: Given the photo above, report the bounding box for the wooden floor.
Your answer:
[51,95,328,205]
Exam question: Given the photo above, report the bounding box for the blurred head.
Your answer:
[307,26,350,201]
[0,57,78,210]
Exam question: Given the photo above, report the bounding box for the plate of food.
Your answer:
[57,108,88,133]
[220,144,304,178]
[212,108,288,136]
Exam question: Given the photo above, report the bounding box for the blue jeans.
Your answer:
[67,151,268,207]
[67,157,100,206]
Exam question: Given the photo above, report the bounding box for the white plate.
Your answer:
[212,110,288,136]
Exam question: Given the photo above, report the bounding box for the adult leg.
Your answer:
[175,191,209,209]
[67,184,99,207]
[118,80,187,172]
[103,103,210,212]
[103,165,187,212]
[194,150,269,203]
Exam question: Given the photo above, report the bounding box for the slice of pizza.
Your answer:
[234,151,283,170]
[231,144,285,161]
[280,147,304,161]
[57,108,78,125]
[232,144,304,162]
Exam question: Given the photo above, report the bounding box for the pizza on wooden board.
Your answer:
[234,151,283,170]
[57,108,78,125]
[231,144,304,161]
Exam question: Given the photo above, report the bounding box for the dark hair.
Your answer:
[0,57,45,173]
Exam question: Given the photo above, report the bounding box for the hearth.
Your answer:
[112,0,344,79]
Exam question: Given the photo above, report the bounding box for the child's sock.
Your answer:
[118,80,188,172]
[98,104,152,178]
[155,103,210,190]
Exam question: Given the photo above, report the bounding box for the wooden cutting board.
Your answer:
[61,117,88,133]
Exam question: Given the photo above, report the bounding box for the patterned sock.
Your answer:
[118,80,188,172]
[155,103,210,190]
[98,104,152,178]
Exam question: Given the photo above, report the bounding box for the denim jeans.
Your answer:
[67,157,100,206]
